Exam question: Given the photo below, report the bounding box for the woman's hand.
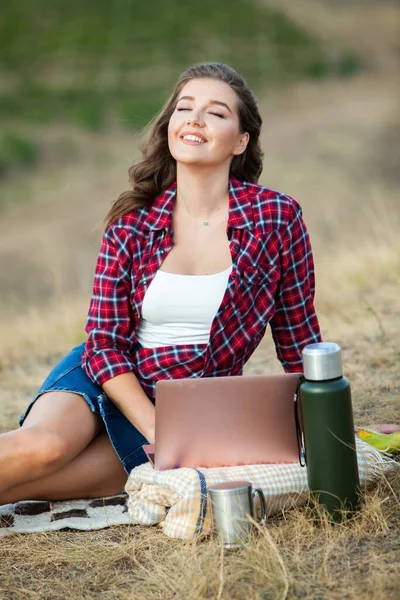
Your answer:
[146,427,155,445]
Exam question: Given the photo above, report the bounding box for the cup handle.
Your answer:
[252,488,267,524]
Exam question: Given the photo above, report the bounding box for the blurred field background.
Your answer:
[0,1,399,599]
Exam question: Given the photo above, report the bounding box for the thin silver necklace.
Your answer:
[178,198,226,227]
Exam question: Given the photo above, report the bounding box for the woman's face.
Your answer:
[168,78,249,169]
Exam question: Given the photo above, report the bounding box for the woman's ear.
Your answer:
[233,132,250,156]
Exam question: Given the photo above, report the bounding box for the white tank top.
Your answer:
[136,266,232,348]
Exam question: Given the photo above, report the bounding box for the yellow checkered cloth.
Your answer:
[125,438,397,540]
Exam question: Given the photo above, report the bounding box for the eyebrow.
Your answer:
[177,95,233,114]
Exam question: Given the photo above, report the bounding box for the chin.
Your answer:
[173,154,211,166]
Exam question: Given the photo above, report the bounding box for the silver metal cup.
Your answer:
[208,480,267,548]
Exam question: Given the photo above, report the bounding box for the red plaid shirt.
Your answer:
[82,177,322,398]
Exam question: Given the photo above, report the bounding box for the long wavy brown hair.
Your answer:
[104,62,264,228]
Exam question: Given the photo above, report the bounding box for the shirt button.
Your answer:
[160,249,165,255]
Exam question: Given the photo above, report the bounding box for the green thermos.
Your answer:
[298,342,361,519]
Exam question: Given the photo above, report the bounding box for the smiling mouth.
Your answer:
[181,134,207,144]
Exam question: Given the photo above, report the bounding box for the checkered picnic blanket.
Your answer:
[125,438,397,540]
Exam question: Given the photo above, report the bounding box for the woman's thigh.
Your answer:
[19,342,104,463]
[22,391,103,463]
[19,342,153,475]
[0,429,127,504]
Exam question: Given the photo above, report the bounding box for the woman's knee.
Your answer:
[17,426,70,471]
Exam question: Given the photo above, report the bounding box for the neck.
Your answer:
[175,164,230,219]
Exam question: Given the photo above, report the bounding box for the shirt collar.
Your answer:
[143,176,254,231]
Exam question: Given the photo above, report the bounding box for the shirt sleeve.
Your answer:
[269,204,322,373]
[81,224,136,386]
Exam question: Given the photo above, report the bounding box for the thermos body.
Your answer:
[299,342,361,519]
[300,376,360,516]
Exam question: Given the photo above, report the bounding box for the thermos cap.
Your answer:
[302,342,342,381]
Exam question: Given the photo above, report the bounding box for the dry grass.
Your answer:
[1,2,400,597]
[0,475,398,599]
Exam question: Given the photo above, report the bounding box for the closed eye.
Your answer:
[177,107,225,119]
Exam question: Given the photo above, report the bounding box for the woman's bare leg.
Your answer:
[0,391,103,493]
[0,429,128,504]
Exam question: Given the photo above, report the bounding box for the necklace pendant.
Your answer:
[202,221,209,227]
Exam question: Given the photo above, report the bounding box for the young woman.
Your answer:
[0,62,322,504]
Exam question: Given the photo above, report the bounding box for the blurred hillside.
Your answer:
[0,0,398,316]
[0,0,356,125]
[0,0,360,180]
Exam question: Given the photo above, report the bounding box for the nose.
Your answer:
[187,114,204,127]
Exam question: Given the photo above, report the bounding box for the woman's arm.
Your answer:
[269,204,322,372]
[102,372,155,443]
[82,223,155,442]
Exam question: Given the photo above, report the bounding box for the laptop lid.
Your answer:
[150,373,301,471]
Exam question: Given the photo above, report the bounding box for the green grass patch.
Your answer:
[0,0,361,130]
[0,132,39,177]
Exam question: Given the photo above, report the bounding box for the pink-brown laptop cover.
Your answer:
[142,373,301,471]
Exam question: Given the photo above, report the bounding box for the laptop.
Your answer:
[142,373,301,471]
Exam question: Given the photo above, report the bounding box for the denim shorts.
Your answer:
[19,342,155,474]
